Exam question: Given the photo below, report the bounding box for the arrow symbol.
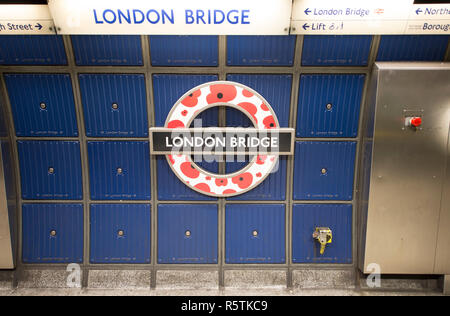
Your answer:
[416,8,422,15]
[304,8,311,15]
[303,23,310,30]
[35,23,43,30]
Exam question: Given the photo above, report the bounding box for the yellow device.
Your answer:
[313,227,332,255]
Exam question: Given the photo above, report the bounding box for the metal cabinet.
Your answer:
[359,63,450,275]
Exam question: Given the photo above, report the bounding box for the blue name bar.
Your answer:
[93,9,251,25]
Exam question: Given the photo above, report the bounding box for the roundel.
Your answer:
[164,81,280,197]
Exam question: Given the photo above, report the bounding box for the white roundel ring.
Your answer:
[165,81,280,197]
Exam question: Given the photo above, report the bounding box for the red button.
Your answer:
[410,117,422,127]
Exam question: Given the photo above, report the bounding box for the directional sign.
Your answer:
[406,3,450,34]
[0,5,56,35]
[291,0,450,35]
[48,0,292,35]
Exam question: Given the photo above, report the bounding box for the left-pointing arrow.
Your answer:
[303,23,310,30]
[304,8,311,15]
[35,23,43,30]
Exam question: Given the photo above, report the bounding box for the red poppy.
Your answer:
[263,116,276,129]
[256,155,267,165]
[242,89,254,98]
[232,172,253,189]
[206,84,237,104]
[181,110,188,116]
[167,120,185,128]
[195,183,211,193]
[215,178,228,187]
[223,189,236,195]
[168,155,175,164]
[261,103,269,111]
[181,90,201,107]
[180,162,200,179]
[238,102,258,123]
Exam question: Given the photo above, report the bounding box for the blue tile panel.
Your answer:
[225,204,285,263]
[296,74,365,138]
[90,204,151,263]
[5,74,78,137]
[225,157,287,201]
[150,35,218,66]
[227,36,296,66]
[79,74,148,137]
[71,35,143,66]
[158,204,218,264]
[293,141,356,200]
[377,35,449,61]
[17,141,83,200]
[302,35,372,66]
[292,204,352,264]
[87,141,151,200]
[0,35,67,65]
[152,74,219,127]
[22,204,83,263]
[157,156,218,201]
[226,74,292,127]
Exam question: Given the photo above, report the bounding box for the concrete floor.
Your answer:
[0,288,443,296]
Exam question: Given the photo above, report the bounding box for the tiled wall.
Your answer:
[0,35,448,280]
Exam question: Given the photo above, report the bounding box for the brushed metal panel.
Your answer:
[434,124,450,274]
[363,63,450,274]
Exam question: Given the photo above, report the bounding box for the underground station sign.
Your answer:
[150,82,294,197]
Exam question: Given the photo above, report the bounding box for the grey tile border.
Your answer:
[224,270,287,289]
[156,270,219,289]
[292,269,356,289]
[88,270,151,289]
